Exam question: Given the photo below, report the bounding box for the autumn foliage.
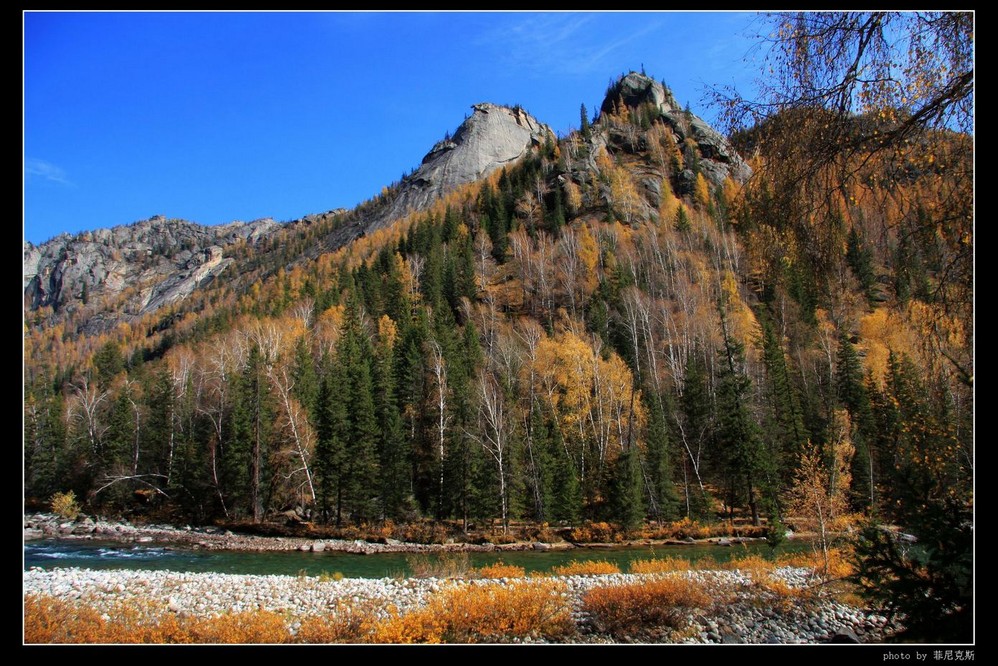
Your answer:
[581,576,713,638]
[550,560,621,576]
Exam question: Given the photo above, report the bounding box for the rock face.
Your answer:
[24,215,279,332]
[601,72,751,186]
[368,103,554,232]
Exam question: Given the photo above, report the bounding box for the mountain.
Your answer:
[23,216,279,332]
[599,71,750,187]
[372,102,555,232]
[24,103,554,335]
[23,70,970,567]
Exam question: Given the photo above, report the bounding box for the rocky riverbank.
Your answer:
[23,513,762,554]
[23,566,890,643]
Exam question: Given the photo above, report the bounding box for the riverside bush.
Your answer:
[476,561,526,579]
[406,552,471,578]
[371,581,573,643]
[628,556,693,573]
[581,577,711,638]
[551,559,621,575]
[568,521,622,543]
[778,545,855,579]
[296,599,381,642]
[50,491,80,520]
[24,595,292,643]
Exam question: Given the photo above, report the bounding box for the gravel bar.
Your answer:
[23,566,892,643]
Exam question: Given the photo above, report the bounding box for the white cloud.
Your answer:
[475,13,662,77]
[25,158,73,186]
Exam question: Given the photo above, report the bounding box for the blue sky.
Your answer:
[24,11,763,245]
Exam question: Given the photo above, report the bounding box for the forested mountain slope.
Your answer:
[24,72,972,548]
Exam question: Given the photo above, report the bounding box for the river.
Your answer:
[24,538,815,579]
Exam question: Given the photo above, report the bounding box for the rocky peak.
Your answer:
[600,71,751,186]
[368,103,554,232]
[24,216,280,333]
[600,71,679,117]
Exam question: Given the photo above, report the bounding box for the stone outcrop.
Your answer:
[367,103,554,232]
[601,71,751,186]
[24,215,279,332]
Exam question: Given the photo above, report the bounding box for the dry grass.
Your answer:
[405,552,471,578]
[550,559,621,576]
[26,580,573,644]
[581,577,712,638]
[295,599,381,643]
[777,545,855,579]
[628,556,693,573]
[476,561,526,579]
[721,553,775,577]
[370,581,573,643]
[24,595,291,644]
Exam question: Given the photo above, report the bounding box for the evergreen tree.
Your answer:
[759,316,808,475]
[93,341,125,391]
[846,225,876,303]
[231,344,273,522]
[314,351,348,524]
[643,391,679,522]
[548,413,581,524]
[521,402,555,522]
[609,444,644,532]
[679,352,713,520]
[24,389,66,500]
[714,318,772,526]
[374,323,409,520]
[674,204,691,232]
[338,302,381,523]
[291,336,319,422]
[836,334,876,509]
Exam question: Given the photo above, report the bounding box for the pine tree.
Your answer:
[290,336,318,422]
[759,316,808,474]
[714,315,772,526]
[314,351,348,524]
[338,301,381,523]
[374,318,409,520]
[846,226,876,303]
[679,352,713,520]
[231,344,273,522]
[609,444,644,532]
[643,391,679,522]
[836,334,876,509]
[549,412,581,524]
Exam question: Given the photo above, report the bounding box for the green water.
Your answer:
[25,538,814,578]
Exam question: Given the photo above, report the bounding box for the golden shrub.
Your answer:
[568,522,622,543]
[721,553,775,578]
[296,600,381,643]
[628,557,692,574]
[777,545,855,579]
[551,560,620,576]
[50,490,80,520]
[476,561,526,579]
[582,577,712,638]
[24,595,292,644]
[371,581,573,644]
